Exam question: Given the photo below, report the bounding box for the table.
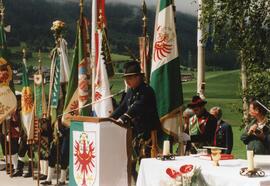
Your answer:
[136,156,270,186]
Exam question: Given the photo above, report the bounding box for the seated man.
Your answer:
[210,106,233,154]
[110,61,161,180]
[241,99,270,155]
[178,108,194,155]
[188,96,217,153]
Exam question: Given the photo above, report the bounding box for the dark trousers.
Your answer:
[48,136,69,169]
[18,137,33,158]
[4,138,19,155]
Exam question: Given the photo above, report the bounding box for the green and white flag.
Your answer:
[62,16,90,126]
[21,58,35,142]
[34,73,47,119]
[150,0,183,140]
[48,37,70,125]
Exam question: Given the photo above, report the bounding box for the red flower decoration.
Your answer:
[166,168,182,179]
[180,164,193,174]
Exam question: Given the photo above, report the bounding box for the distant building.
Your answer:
[181,73,194,82]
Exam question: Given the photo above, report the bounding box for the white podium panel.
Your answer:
[69,118,128,186]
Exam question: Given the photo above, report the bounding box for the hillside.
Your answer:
[3,0,237,70]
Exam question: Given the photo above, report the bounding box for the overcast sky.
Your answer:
[106,0,198,15]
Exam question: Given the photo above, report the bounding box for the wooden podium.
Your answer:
[68,116,131,186]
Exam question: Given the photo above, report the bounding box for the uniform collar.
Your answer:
[131,82,145,92]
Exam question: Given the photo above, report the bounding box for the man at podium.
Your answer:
[110,61,161,180]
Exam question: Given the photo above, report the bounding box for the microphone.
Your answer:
[57,89,125,118]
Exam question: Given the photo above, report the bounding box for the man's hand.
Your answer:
[108,117,123,124]
[248,124,258,135]
[116,118,124,124]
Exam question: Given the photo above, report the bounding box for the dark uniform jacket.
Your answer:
[241,119,270,155]
[111,82,161,139]
[214,120,233,154]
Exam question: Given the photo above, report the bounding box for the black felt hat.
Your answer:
[123,61,144,77]
[188,95,207,108]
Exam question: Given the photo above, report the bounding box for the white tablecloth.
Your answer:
[136,156,270,186]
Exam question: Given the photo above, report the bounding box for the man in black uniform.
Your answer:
[110,61,161,180]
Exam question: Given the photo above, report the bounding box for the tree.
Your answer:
[201,0,270,124]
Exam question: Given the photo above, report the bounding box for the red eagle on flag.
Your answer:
[154,26,173,62]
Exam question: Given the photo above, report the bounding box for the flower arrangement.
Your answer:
[161,164,205,186]
[50,20,66,46]
[51,20,65,32]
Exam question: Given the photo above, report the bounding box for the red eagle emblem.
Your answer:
[94,91,102,101]
[153,26,173,62]
[74,133,95,186]
[70,100,79,115]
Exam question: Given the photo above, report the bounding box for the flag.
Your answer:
[0,7,15,90]
[21,58,35,142]
[48,37,70,125]
[91,0,97,103]
[139,36,150,81]
[150,0,183,140]
[0,58,17,124]
[91,0,114,106]
[34,73,47,119]
[59,38,70,83]
[139,0,151,82]
[62,16,90,125]
[0,2,16,123]
[0,23,7,59]
[78,17,90,115]
[92,29,113,117]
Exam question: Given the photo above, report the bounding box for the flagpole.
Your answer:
[140,0,150,83]
[171,0,184,156]
[79,0,83,22]
[7,117,12,177]
[38,50,41,74]
[3,120,8,174]
[91,0,97,112]
[0,0,4,25]
[197,0,206,99]
[37,50,42,186]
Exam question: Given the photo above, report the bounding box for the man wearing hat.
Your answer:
[110,61,161,180]
[188,96,217,152]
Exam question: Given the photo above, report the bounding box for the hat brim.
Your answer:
[122,72,144,78]
[187,101,207,108]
